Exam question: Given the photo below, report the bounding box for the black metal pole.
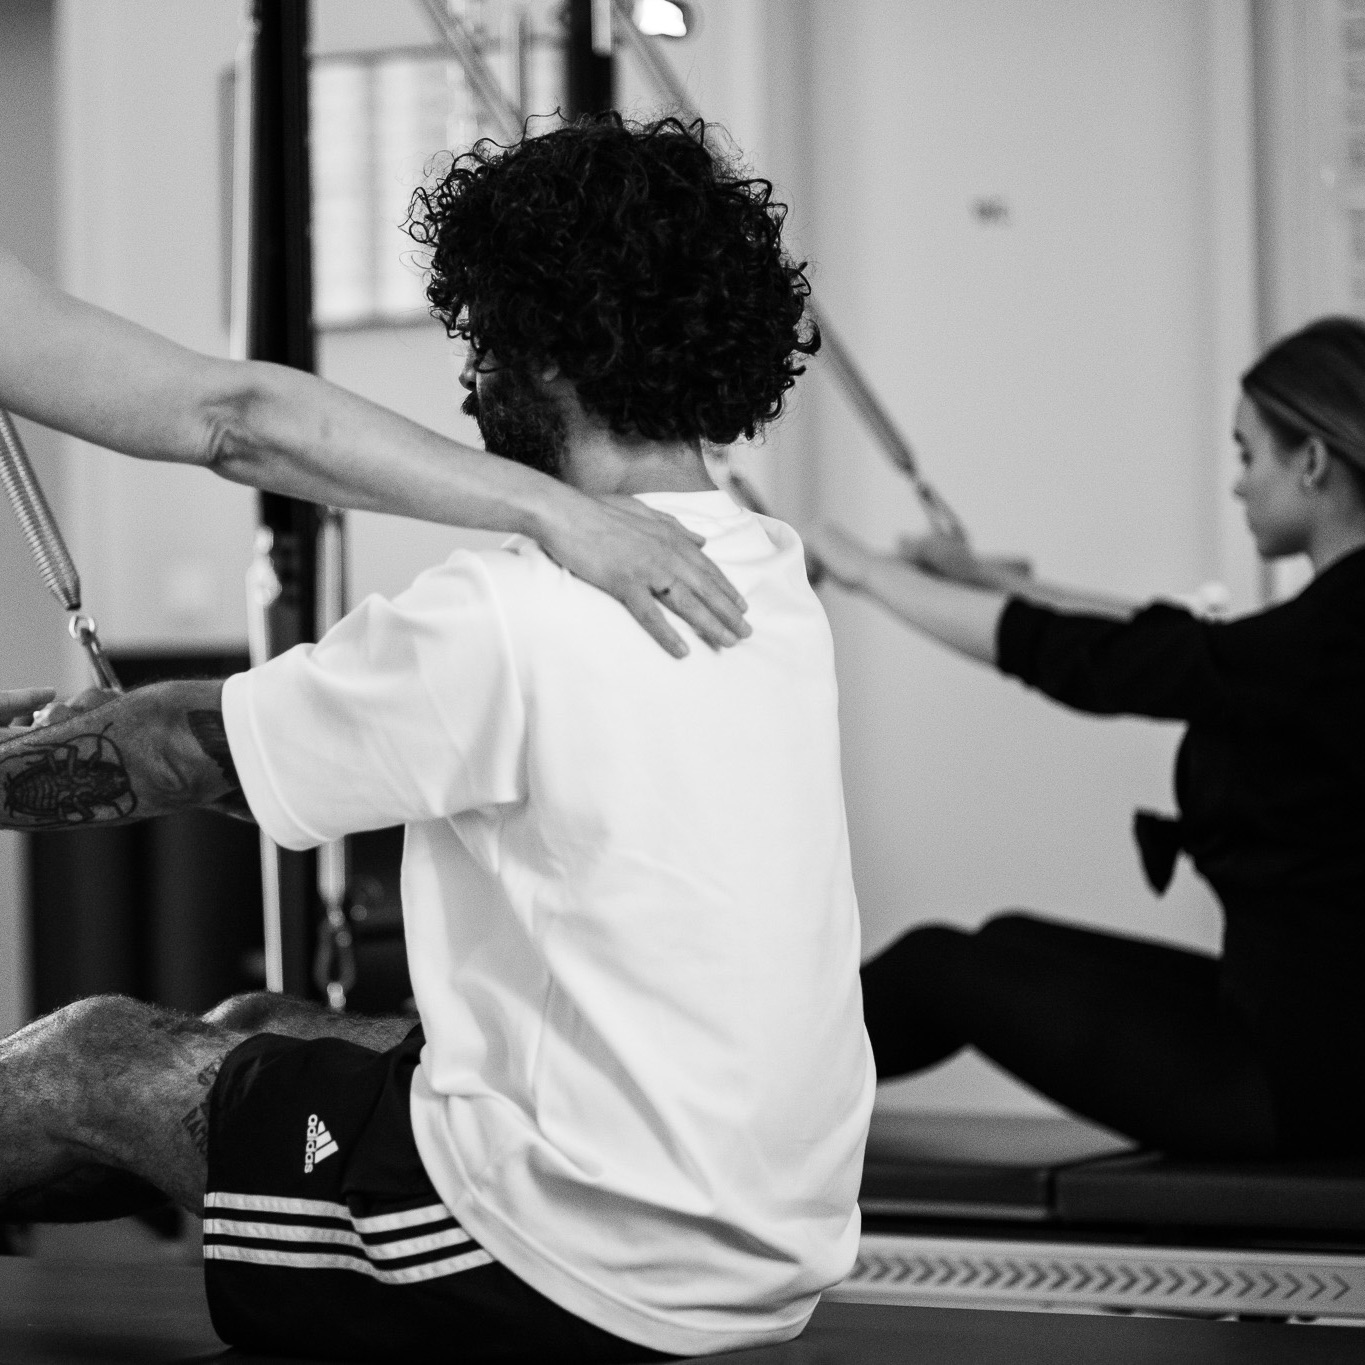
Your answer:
[566,0,614,118]
[248,0,319,999]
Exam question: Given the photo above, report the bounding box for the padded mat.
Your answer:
[1056,1152,1365,1234]
[0,1259,1355,1365]
[861,1109,1134,1220]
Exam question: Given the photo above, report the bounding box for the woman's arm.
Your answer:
[895,533,1139,619]
[814,525,1231,722]
[0,246,746,657]
[810,525,1009,665]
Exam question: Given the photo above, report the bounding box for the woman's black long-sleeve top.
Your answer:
[996,546,1365,1151]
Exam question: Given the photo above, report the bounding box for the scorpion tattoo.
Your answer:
[0,726,137,827]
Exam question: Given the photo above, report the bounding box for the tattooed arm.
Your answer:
[0,680,246,830]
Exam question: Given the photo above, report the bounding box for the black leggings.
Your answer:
[860,913,1280,1158]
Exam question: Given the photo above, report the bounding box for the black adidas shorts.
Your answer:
[204,1025,673,1363]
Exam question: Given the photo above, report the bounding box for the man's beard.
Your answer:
[462,366,565,479]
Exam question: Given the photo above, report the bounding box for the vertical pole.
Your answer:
[246,0,319,998]
[566,0,614,118]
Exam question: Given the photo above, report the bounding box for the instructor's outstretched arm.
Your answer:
[0,246,746,658]
[810,525,1009,666]
[894,532,1139,619]
[0,681,238,830]
[810,523,1140,668]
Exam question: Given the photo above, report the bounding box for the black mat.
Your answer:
[861,1109,1134,1221]
[3,1259,1363,1365]
[1056,1151,1365,1234]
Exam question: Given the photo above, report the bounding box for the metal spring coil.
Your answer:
[0,407,81,611]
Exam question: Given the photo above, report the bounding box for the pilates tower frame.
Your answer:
[235,0,619,1000]
[234,0,320,999]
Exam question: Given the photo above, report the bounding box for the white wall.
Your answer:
[799,0,1258,1113]
[55,0,255,659]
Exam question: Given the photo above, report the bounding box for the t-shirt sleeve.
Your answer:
[996,596,1234,722]
[222,551,526,850]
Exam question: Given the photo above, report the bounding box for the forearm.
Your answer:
[857,557,1009,665]
[0,249,215,463]
[0,680,242,830]
[207,362,566,534]
[889,530,1139,623]
[1,246,750,657]
[0,245,562,534]
[974,564,1138,620]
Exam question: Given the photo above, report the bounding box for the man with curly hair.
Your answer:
[0,115,872,1360]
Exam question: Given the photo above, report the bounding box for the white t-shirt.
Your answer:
[222,490,874,1357]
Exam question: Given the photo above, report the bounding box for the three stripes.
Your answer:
[204,1192,495,1285]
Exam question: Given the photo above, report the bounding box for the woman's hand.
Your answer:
[807,523,1007,665]
[536,494,751,658]
[897,532,994,587]
[898,532,1035,591]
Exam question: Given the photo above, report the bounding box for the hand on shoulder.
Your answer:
[534,489,751,658]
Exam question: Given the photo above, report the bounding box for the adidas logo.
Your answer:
[303,1113,338,1173]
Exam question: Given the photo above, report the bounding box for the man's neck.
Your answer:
[559,422,717,497]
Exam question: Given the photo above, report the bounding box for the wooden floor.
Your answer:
[3,1259,1365,1364]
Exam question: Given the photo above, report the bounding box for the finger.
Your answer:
[32,702,78,728]
[0,687,56,725]
[626,505,747,612]
[622,505,748,610]
[604,501,748,618]
[611,499,710,545]
[668,558,749,638]
[658,528,748,617]
[640,508,708,549]
[625,591,689,659]
[69,687,117,712]
[982,554,1034,579]
[657,581,740,651]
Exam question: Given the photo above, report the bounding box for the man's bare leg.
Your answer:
[0,1165,167,1223]
[0,992,414,1224]
[203,991,414,1051]
[0,995,248,1216]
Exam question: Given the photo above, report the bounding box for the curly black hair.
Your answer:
[407,112,819,445]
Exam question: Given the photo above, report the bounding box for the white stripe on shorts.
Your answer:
[204,1217,474,1261]
[203,1241,495,1285]
[205,1191,351,1220]
[204,1192,454,1234]
[352,1204,454,1235]
[203,1191,488,1282]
